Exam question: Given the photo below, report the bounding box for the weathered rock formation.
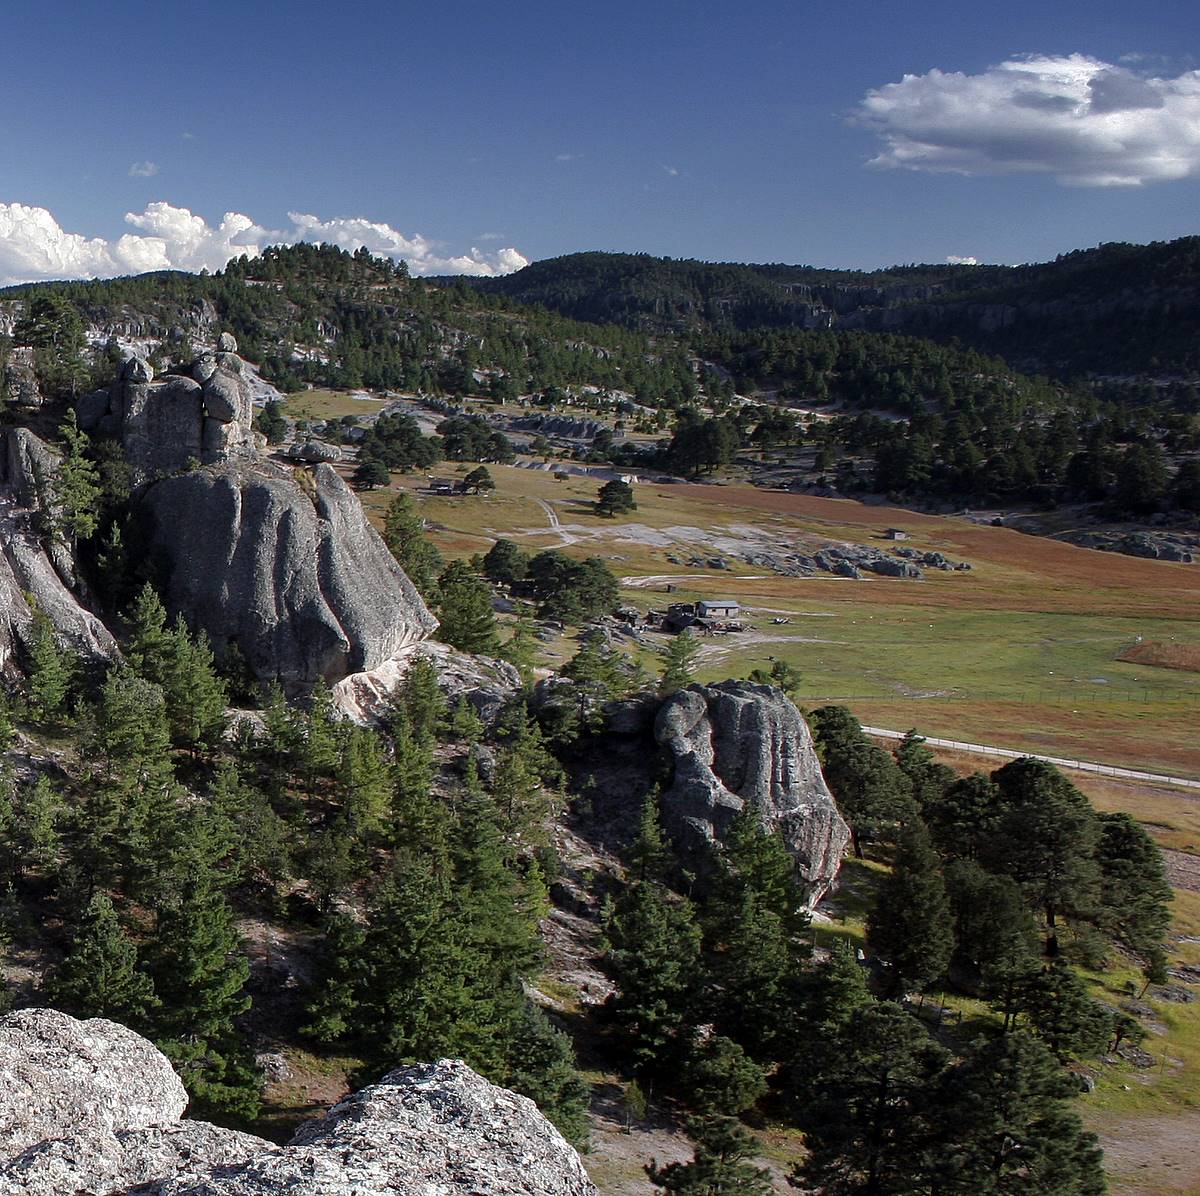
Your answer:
[78,336,257,480]
[655,681,849,902]
[2,347,42,409]
[73,333,439,688]
[0,429,119,671]
[0,1009,595,1196]
[138,460,437,688]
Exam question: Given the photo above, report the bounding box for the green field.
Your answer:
[356,462,1200,779]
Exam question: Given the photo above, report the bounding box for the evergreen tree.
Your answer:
[436,560,500,654]
[506,1003,591,1148]
[659,630,700,696]
[482,538,530,587]
[381,492,443,598]
[337,724,392,839]
[1016,964,1113,1061]
[866,820,952,998]
[51,410,101,548]
[395,652,446,740]
[161,617,228,755]
[25,610,75,724]
[13,773,62,874]
[794,1002,950,1196]
[302,911,368,1045]
[147,843,258,1119]
[627,794,672,885]
[935,1031,1106,1196]
[45,892,157,1026]
[648,1116,772,1196]
[681,1034,768,1117]
[499,611,541,685]
[595,479,637,517]
[449,696,484,746]
[924,772,1003,861]
[125,582,172,683]
[985,759,1100,955]
[1094,811,1172,970]
[606,880,702,1077]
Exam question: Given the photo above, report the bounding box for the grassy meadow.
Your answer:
[355,461,1200,778]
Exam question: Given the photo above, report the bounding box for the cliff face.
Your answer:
[655,681,850,903]
[137,460,437,687]
[0,1009,596,1196]
[0,429,118,673]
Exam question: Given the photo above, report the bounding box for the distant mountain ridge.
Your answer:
[465,238,1200,378]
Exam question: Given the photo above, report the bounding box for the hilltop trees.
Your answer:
[595,478,636,517]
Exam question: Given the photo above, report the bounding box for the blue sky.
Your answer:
[0,0,1197,281]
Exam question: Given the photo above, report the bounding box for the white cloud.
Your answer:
[945,255,979,265]
[555,152,583,162]
[129,161,159,178]
[856,54,1200,186]
[662,164,680,176]
[0,201,529,285]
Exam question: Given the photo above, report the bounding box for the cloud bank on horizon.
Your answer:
[857,54,1200,186]
[0,201,529,286]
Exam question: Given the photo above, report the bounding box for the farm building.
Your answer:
[697,599,740,618]
[884,528,908,541]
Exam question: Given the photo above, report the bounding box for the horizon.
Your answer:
[0,0,1197,285]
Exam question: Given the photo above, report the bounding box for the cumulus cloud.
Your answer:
[0,201,529,285]
[129,161,159,178]
[856,54,1200,185]
[945,255,979,265]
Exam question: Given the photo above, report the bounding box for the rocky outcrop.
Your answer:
[0,1009,595,1196]
[655,681,849,902]
[330,640,520,724]
[137,460,437,688]
[2,347,42,408]
[78,335,257,479]
[0,430,119,670]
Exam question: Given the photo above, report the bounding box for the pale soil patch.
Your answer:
[1090,1111,1200,1196]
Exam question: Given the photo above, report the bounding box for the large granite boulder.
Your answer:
[0,1010,595,1196]
[655,680,850,902]
[136,460,437,688]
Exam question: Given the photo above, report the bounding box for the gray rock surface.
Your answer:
[2,347,42,408]
[0,1011,595,1196]
[0,430,119,667]
[655,680,850,902]
[137,460,437,687]
[288,440,343,463]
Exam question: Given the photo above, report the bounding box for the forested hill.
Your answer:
[464,238,1200,378]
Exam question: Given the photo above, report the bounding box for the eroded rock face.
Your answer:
[0,430,119,669]
[79,342,257,480]
[137,460,437,688]
[2,347,42,408]
[0,1010,595,1196]
[655,680,850,902]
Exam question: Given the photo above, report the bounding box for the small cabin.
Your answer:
[697,599,740,619]
[884,528,908,541]
[429,478,459,495]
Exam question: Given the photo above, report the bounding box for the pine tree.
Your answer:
[680,1035,767,1117]
[1016,963,1113,1061]
[627,794,672,885]
[606,880,702,1077]
[648,1116,773,1196]
[45,892,157,1026]
[395,653,446,741]
[659,630,700,696]
[866,819,952,998]
[161,618,228,755]
[51,409,101,548]
[125,583,171,683]
[299,685,343,796]
[1094,811,1172,969]
[499,611,540,685]
[936,1031,1106,1196]
[450,696,484,746]
[302,911,368,1045]
[337,725,392,839]
[25,610,75,724]
[436,560,500,654]
[14,773,62,874]
[147,844,258,1120]
[381,491,443,597]
[794,1002,950,1196]
[506,1003,591,1149]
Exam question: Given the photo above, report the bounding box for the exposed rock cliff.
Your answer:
[0,1009,595,1196]
[137,460,437,688]
[655,681,849,902]
[0,429,119,671]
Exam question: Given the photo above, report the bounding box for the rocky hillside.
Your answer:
[0,1009,595,1196]
[470,238,1200,378]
